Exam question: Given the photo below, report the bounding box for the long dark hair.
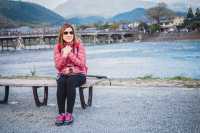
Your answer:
[58,23,76,48]
[57,23,79,54]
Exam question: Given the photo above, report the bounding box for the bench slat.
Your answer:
[0,78,105,88]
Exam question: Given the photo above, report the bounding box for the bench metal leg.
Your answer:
[79,86,93,109]
[0,86,9,104]
[32,86,48,107]
[88,86,93,106]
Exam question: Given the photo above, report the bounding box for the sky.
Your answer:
[21,0,200,18]
[21,0,67,9]
[21,0,198,10]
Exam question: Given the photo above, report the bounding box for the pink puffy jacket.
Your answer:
[54,42,87,75]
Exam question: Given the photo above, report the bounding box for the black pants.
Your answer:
[56,74,86,114]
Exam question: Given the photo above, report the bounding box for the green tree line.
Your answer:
[183,7,200,31]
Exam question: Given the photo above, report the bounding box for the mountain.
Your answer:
[66,16,105,25]
[55,0,200,18]
[65,8,149,25]
[64,7,187,25]
[176,11,187,17]
[0,14,17,28]
[0,0,66,28]
[55,0,154,18]
[111,8,148,22]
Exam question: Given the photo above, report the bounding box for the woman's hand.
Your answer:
[62,68,69,74]
[62,67,73,74]
[62,46,72,58]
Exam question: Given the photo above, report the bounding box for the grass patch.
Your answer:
[136,75,194,81]
[136,74,160,80]
[30,66,37,76]
[167,76,193,81]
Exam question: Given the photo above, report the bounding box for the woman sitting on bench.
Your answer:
[54,23,88,126]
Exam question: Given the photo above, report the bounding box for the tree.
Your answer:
[184,7,200,31]
[191,21,200,31]
[138,22,148,33]
[147,2,175,24]
[102,23,111,30]
[110,23,119,30]
[187,7,194,19]
[195,8,200,18]
[149,24,160,33]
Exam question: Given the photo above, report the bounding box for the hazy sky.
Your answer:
[22,0,67,9]
[21,0,200,18]
[22,0,198,10]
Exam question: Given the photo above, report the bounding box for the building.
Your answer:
[173,16,184,26]
[159,17,184,32]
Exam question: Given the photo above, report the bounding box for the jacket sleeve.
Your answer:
[54,44,66,71]
[67,43,86,67]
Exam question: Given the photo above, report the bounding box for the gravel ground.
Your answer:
[0,86,200,133]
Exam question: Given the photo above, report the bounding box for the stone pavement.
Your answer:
[0,86,200,133]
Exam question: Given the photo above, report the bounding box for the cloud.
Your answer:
[22,0,66,9]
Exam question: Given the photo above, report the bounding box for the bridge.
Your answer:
[0,30,144,51]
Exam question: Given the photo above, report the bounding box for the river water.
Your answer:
[0,40,200,79]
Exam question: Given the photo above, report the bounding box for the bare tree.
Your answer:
[147,2,175,24]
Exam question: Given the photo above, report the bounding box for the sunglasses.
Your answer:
[63,31,74,35]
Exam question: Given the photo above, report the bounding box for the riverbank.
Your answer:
[142,31,200,42]
[101,78,200,88]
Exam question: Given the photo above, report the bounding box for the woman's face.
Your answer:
[63,27,74,43]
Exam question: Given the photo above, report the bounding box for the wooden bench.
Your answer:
[0,75,110,109]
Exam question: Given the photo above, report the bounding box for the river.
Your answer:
[0,40,200,79]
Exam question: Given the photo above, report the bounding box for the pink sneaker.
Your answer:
[55,114,65,126]
[64,113,73,125]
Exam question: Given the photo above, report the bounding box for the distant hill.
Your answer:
[176,11,187,17]
[111,8,148,22]
[0,0,187,28]
[65,8,149,25]
[0,14,18,28]
[0,0,66,28]
[66,16,105,25]
[65,8,187,25]
[54,0,155,18]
